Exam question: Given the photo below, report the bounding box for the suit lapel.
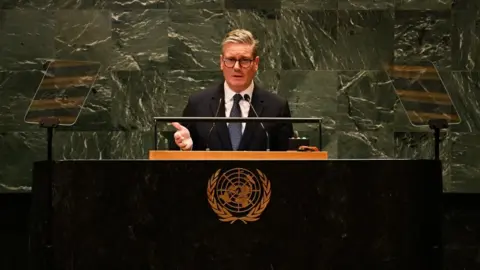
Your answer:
[238,87,264,150]
[209,85,232,150]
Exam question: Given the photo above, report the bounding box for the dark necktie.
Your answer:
[229,93,243,150]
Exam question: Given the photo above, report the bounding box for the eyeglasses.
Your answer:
[223,58,253,68]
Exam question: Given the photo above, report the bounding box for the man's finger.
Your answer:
[171,122,184,131]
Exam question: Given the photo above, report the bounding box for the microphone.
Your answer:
[206,97,223,151]
[244,94,270,151]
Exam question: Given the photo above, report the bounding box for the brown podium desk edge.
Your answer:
[148,151,328,160]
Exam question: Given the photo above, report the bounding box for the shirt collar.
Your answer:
[224,80,254,102]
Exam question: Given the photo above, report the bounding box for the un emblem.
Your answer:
[207,168,271,224]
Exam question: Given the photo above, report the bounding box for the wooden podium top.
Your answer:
[149,150,328,160]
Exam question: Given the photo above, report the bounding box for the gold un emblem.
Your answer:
[207,168,271,224]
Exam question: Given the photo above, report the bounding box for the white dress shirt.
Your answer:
[224,81,254,133]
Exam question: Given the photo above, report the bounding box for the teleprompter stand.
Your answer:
[428,119,449,161]
[23,59,102,270]
[39,117,60,161]
[386,61,459,162]
[38,116,60,269]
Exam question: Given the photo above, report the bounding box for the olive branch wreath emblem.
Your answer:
[207,168,271,224]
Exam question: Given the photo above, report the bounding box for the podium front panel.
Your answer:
[30,160,442,270]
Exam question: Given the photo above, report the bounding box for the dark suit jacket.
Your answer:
[175,82,294,151]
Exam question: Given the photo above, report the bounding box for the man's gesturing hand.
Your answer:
[172,122,193,151]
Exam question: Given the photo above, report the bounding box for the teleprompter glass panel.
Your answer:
[24,60,101,126]
[386,61,460,127]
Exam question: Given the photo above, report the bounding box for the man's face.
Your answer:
[220,43,259,92]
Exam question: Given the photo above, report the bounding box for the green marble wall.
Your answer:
[0,0,479,193]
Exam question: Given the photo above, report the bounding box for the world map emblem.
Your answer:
[207,168,271,224]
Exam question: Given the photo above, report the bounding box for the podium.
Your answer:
[28,151,442,270]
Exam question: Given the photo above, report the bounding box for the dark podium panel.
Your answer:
[30,160,442,270]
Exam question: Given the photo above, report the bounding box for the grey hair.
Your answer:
[221,29,259,57]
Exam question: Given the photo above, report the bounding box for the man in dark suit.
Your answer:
[172,29,294,151]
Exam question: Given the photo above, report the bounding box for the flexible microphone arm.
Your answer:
[206,98,223,151]
[244,94,270,151]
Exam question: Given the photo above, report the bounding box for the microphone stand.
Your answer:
[206,98,223,151]
[244,94,270,151]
